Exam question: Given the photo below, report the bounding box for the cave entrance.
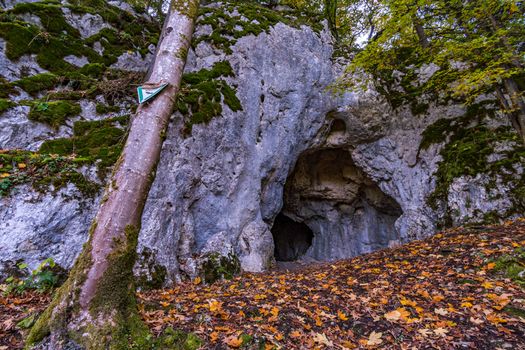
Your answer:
[271,213,314,261]
[271,147,403,263]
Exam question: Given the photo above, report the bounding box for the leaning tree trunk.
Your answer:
[26,1,200,348]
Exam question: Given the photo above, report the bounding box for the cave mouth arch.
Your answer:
[271,213,314,261]
[271,148,403,263]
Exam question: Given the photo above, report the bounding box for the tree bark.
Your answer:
[26,1,200,349]
[503,78,525,143]
[324,0,339,41]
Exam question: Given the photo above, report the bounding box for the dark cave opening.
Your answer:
[271,147,403,263]
[271,213,314,261]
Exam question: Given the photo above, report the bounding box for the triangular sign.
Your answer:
[137,83,168,104]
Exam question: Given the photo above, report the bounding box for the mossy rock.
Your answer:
[201,252,241,284]
[0,98,16,113]
[27,100,81,128]
[194,2,324,54]
[177,61,242,133]
[423,100,525,225]
[13,73,59,95]
[39,116,128,173]
[0,150,99,197]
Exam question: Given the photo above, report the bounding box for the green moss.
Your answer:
[201,252,241,284]
[81,225,151,350]
[0,98,15,113]
[39,116,128,174]
[28,100,81,128]
[10,1,80,37]
[79,63,106,78]
[427,124,524,209]
[13,73,59,95]
[194,2,323,54]
[0,78,18,98]
[96,103,121,114]
[0,1,158,75]
[156,327,203,350]
[177,61,242,133]
[0,151,99,197]
[504,306,525,318]
[492,248,525,288]
[421,99,524,226]
[171,0,200,19]
[135,248,167,290]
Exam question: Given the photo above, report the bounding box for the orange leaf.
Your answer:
[338,310,349,321]
[485,262,496,270]
[270,306,279,317]
[290,330,302,338]
[210,331,219,342]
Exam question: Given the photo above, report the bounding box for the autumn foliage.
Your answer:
[2,219,525,349]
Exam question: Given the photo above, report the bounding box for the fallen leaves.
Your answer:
[4,221,525,349]
[365,331,383,346]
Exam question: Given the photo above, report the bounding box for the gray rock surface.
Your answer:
[0,39,47,82]
[62,8,111,39]
[0,185,100,280]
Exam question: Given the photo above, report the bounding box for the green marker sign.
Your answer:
[137,83,168,104]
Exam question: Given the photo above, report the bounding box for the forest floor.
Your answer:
[2,219,525,349]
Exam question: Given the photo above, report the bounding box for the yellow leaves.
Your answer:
[486,312,508,325]
[159,301,170,308]
[223,334,243,348]
[0,173,9,178]
[254,294,267,301]
[400,297,418,308]
[270,306,279,318]
[486,293,510,310]
[314,314,323,327]
[17,163,26,169]
[460,302,473,308]
[337,310,349,321]
[481,281,493,289]
[209,299,223,313]
[432,295,445,303]
[193,276,202,285]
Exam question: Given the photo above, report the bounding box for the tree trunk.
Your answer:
[324,0,339,41]
[26,1,200,349]
[503,78,525,144]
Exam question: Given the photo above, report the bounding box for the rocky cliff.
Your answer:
[1,0,523,284]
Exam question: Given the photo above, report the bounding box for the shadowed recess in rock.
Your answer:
[273,148,403,262]
[271,213,314,261]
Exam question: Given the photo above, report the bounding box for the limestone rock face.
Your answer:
[137,22,335,281]
[0,185,100,275]
[0,2,523,283]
